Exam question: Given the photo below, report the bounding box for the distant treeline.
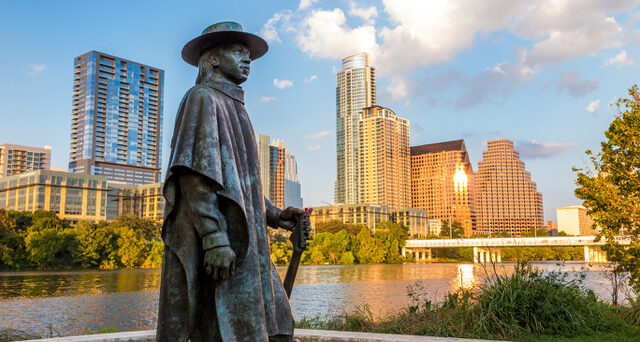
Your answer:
[0,210,583,270]
[0,209,163,270]
[270,220,412,266]
[270,220,584,265]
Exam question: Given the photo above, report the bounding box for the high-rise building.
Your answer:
[556,206,596,236]
[69,51,164,185]
[335,52,376,205]
[257,134,271,199]
[359,106,410,209]
[410,140,475,236]
[257,135,303,209]
[474,139,544,236]
[0,144,51,177]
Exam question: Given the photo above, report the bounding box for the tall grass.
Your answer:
[297,262,638,340]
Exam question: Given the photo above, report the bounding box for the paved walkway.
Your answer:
[18,329,503,342]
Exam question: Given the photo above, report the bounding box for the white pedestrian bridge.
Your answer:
[403,236,631,263]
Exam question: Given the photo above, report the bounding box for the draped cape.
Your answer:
[156,80,293,342]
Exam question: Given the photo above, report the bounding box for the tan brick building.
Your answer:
[410,140,475,236]
[474,139,544,236]
[359,106,410,209]
[0,144,51,177]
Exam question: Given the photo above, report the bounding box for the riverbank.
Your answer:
[0,263,631,340]
[297,263,640,341]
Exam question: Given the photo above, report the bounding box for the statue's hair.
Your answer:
[196,46,225,84]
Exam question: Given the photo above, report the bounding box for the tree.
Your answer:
[354,227,386,264]
[375,221,408,263]
[575,85,640,290]
[110,214,160,239]
[25,228,80,268]
[439,221,465,238]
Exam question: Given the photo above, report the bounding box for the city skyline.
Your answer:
[2,1,640,222]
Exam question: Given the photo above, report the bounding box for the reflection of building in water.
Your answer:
[310,203,428,234]
[456,264,476,290]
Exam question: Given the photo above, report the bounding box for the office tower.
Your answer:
[359,106,410,209]
[474,139,544,236]
[411,140,475,236]
[556,206,596,236]
[257,134,271,198]
[69,51,164,185]
[257,135,303,209]
[0,169,109,222]
[283,149,303,208]
[0,144,51,177]
[335,52,376,205]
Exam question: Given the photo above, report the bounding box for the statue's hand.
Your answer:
[279,206,305,231]
[204,246,236,280]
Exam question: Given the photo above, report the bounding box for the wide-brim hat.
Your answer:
[182,21,268,66]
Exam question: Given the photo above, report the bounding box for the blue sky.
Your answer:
[1,0,639,222]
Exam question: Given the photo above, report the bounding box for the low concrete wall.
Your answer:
[17,329,499,342]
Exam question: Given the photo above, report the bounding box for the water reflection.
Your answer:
[0,262,627,340]
[455,264,476,290]
[0,269,161,299]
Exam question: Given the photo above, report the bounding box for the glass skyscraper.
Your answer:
[335,52,376,205]
[69,51,164,185]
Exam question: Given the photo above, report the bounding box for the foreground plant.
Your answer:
[297,262,638,340]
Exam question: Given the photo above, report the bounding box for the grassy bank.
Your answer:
[296,262,640,341]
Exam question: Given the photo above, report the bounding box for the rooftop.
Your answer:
[411,140,466,156]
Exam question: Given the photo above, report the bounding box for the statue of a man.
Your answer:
[157,22,304,342]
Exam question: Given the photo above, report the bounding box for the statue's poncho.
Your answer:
[157,80,293,342]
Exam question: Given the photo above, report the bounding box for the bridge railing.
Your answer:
[404,236,631,248]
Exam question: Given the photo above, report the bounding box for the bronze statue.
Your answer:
[157,22,307,342]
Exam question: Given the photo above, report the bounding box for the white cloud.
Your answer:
[260,10,292,43]
[387,77,409,100]
[557,71,598,97]
[273,78,293,89]
[606,50,633,66]
[304,130,332,139]
[260,96,276,103]
[295,8,379,60]
[349,2,378,25]
[304,74,318,83]
[299,0,318,10]
[307,144,321,151]
[28,64,46,77]
[586,99,600,113]
[263,0,637,105]
[517,140,576,159]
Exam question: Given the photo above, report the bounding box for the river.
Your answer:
[0,262,625,340]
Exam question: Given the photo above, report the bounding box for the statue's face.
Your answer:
[217,43,251,84]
